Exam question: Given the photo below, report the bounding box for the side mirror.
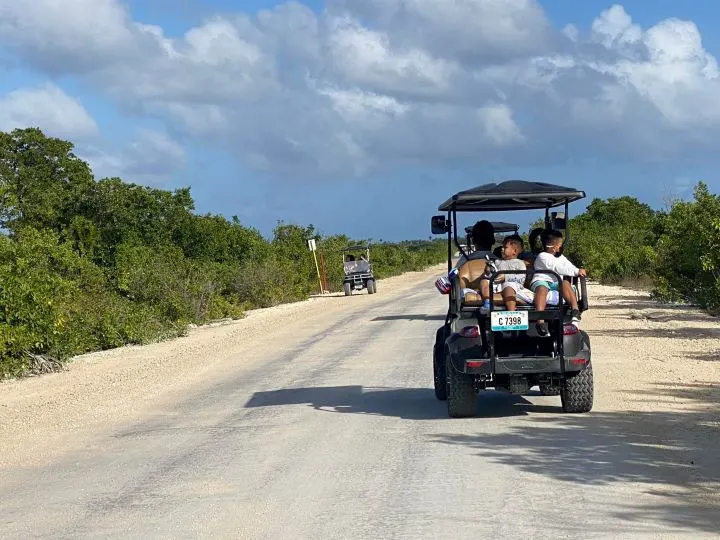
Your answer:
[431,215,449,235]
[551,212,566,230]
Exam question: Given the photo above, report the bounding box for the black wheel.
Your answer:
[539,384,561,396]
[446,351,476,417]
[366,279,376,294]
[561,361,594,413]
[344,282,352,296]
[433,326,448,401]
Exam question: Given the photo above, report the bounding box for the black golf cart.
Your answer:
[342,245,376,296]
[431,181,593,417]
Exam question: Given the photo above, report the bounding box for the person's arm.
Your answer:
[533,253,578,276]
[547,254,580,276]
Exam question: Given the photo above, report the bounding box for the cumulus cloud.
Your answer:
[81,129,187,184]
[1,0,720,177]
[0,83,98,139]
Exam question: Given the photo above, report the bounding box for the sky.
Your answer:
[2,0,720,241]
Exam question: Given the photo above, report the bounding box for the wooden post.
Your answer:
[308,239,323,294]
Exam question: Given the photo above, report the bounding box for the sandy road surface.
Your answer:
[1,265,720,538]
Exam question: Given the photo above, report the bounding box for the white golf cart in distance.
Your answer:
[342,245,376,296]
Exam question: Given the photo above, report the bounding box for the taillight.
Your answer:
[563,324,579,335]
[466,360,487,368]
[459,325,480,338]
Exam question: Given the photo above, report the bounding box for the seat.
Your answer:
[456,259,531,308]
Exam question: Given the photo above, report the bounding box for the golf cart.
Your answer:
[431,180,593,417]
[342,245,376,296]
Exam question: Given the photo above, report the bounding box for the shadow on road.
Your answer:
[430,382,720,534]
[245,385,563,420]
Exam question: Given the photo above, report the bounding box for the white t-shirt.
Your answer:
[495,259,527,284]
[532,252,580,285]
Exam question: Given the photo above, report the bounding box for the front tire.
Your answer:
[366,279,376,294]
[344,282,352,296]
[433,327,448,401]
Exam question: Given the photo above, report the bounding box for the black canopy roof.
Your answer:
[341,245,370,252]
[439,180,586,212]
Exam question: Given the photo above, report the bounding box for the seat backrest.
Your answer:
[522,258,534,288]
[457,259,488,290]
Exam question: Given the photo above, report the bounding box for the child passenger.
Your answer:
[531,229,587,336]
[479,235,527,312]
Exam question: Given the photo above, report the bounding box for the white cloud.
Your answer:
[0,0,141,73]
[329,0,556,64]
[81,129,186,184]
[325,15,457,97]
[2,0,720,177]
[0,84,98,139]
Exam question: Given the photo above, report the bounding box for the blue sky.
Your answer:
[2,0,720,240]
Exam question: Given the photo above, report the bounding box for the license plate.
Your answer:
[491,310,529,331]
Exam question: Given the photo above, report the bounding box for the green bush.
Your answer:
[0,128,448,377]
[652,183,720,312]
[564,196,660,283]
[9,126,720,378]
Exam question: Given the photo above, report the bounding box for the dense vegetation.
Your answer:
[563,185,720,314]
[0,128,446,377]
[2,127,717,377]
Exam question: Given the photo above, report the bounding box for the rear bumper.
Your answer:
[344,273,373,282]
[457,356,588,375]
[446,330,591,376]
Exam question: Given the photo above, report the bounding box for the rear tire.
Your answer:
[561,362,594,413]
[367,279,376,294]
[446,352,476,417]
[344,282,352,296]
[433,326,448,401]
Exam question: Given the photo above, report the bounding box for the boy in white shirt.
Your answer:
[479,235,528,311]
[531,229,587,336]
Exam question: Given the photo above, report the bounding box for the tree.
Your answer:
[0,128,94,234]
[565,196,659,282]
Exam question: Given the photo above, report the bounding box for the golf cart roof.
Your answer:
[439,180,586,212]
[465,221,518,234]
[341,245,370,252]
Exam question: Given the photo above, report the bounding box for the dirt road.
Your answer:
[1,265,719,538]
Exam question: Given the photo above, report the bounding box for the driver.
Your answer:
[456,220,496,267]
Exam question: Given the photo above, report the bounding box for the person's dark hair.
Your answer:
[540,229,563,248]
[471,220,495,250]
[504,234,524,248]
[528,227,544,253]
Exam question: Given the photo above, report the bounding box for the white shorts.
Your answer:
[501,281,523,292]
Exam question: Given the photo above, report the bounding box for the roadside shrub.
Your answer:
[652,183,720,312]
[564,196,659,283]
[114,243,244,324]
[0,229,177,376]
